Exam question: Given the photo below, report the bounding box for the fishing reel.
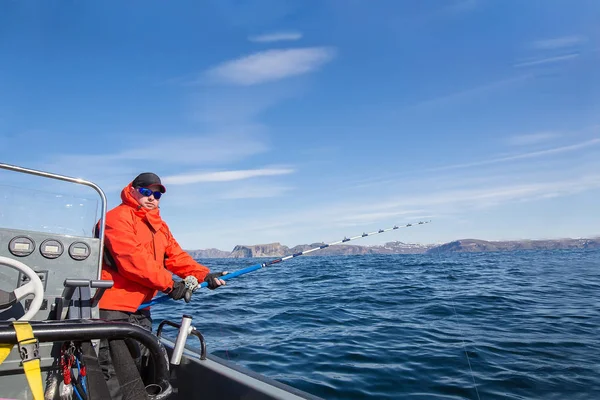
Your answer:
[183,276,199,303]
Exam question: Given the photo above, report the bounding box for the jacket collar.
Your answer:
[121,183,164,232]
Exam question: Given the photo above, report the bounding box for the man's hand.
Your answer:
[167,280,192,303]
[204,271,228,290]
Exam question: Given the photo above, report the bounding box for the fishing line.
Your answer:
[138,220,431,309]
[449,290,481,400]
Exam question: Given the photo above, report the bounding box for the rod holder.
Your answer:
[157,316,206,362]
[170,315,193,365]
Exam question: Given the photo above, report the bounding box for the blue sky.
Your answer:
[1,0,599,250]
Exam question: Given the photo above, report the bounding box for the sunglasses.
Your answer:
[137,187,163,199]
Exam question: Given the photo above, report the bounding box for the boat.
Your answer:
[0,162,323,400]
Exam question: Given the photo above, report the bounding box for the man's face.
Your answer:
[131,184,163,210]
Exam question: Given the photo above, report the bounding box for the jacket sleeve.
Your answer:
[163,229,211,282]
[104,211,174,292]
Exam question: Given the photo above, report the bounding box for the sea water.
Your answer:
[153,250,600,399]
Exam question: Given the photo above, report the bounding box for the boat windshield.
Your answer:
[0,176,99,238]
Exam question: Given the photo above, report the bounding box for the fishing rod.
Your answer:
[138,220,431,309]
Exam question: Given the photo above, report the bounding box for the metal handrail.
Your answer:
[0,319,173,399]
[157,318,207,360]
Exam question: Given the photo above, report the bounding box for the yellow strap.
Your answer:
[12,321,45,400]
[0,342,13,364]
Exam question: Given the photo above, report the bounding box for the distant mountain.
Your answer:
[230,243,290,258]
[228,242,373,258]
[186,248,231,259]
[426,238,600,254]
[186,237,600,258]
[188,241,432,258]
[376,241,435,254]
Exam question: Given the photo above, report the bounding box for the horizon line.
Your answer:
[184,235,600,252]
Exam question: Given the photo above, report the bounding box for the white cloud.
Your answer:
[206,47,336,86]
[507,132,561,146]
[248,31,303,43]
[427,138,600,172]
[163,168,295,185]
[401,175,600,210]
[407,75,531,110]
[56,130,268,167]
[531,35,587,50]
[514,53,579,68]
[221,184,293,199]
[190,84,303,125]
[125,131,269,165]
[341,127,600,193]
[334,176,600,224]
[209,172,600,243]
[335,210,426,225]
[31,130,273,195]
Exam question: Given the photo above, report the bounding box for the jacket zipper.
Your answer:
[152,231,157,261]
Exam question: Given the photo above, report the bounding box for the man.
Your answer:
[97,172,227,399]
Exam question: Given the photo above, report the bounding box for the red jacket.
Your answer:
[99,182,210,312]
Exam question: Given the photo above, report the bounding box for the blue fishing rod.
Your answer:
[139,220,431,309]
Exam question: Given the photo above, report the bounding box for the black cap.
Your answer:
[132,172,166,193]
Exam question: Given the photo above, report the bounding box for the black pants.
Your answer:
[98,309,152,400]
